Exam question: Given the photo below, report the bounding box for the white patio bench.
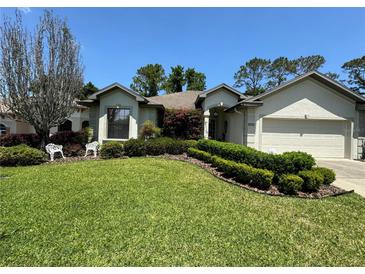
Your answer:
[45,143,65,161]
[84,141,99,157]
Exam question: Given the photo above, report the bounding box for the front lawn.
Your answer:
[1,158,364,266]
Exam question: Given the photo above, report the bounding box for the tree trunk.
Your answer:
[38,130,50,150]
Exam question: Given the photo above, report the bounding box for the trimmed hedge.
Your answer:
[298,170,324,192]
[100,142,124,159]
[197,139,315,174]
[278,174,304,195]
[187,148,274,190]
[124,139,146,157]
[124,137,196,157]
[100,138,197,159]
[187,147,213,163]
[313,167,336,185]
[0,144,47,166]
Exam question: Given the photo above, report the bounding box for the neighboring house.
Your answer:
[0,102,90,136]
[78,71,365,159]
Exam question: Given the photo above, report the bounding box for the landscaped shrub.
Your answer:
[298,170,324,192]
[100,142,124,159]
[49,130,89,146]
[162,109,203,140]
[278,174,304,195]
[124,137,195,157]
[0,133,41,148]
[313,167,336,185]
[187,147,213,163]
[188,148,274,190]
[124,139,146,157]
[0,144,47,166]
[140,120,161,140]
[197,139,315,174]
[282,151,316,174]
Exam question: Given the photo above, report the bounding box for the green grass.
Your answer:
[0,158,365,266]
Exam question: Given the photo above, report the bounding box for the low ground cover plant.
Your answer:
[0,144,46,166]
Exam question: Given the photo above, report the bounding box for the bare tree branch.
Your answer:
[0,10,84,148]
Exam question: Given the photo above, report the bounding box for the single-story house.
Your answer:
[78,71,365,159]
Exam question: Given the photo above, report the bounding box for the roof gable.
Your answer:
[198,83,246,99]
[89,82,147,102]
[247,71,365,103]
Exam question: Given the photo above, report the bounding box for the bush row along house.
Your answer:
[1,71,365,159]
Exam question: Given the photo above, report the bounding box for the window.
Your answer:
[58,120,72,132]
[107,108,130,139]
[0,124,6,135]
[82,120,89,129]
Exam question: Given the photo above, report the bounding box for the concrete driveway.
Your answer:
[316,159,365,197]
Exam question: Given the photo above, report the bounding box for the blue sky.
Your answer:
[1,7,365,92]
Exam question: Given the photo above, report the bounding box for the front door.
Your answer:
[208,119,216,139]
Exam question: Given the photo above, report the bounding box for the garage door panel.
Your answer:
[261,119,347,158]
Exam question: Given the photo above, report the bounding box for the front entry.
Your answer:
[208,118,216,139]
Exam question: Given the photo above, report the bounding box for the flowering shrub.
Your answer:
[162,109,203,140]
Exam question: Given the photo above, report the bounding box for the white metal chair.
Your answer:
[84,141,99,157]
[45,143,65,161]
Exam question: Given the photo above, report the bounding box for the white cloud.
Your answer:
[18,7,32,14]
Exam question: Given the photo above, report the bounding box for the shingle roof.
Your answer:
[148,91,203,109]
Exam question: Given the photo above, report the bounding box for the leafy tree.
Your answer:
[0,10,83,148]
[80,81,98,99]
[164,65,186,93]
[291,55,325,76]
[130,64,166,97]
[234,58,270,96]
[324,72,340,81]
[185,68,206,90]
[342,56,365,94]
[267,57,295,88]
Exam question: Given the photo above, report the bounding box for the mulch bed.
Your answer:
[159,154,353,199]
[43,153,352,199]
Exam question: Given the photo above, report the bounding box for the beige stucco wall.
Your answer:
[1,115,35,135]
[88,105,99,141]
[358,110,365,137]
[247,78,360,159]
[98,88,139,143]
[49,109,90,135]
[139,107,158,130]
[225,110,244,144]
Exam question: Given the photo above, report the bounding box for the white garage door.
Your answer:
[261,118,348,158]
